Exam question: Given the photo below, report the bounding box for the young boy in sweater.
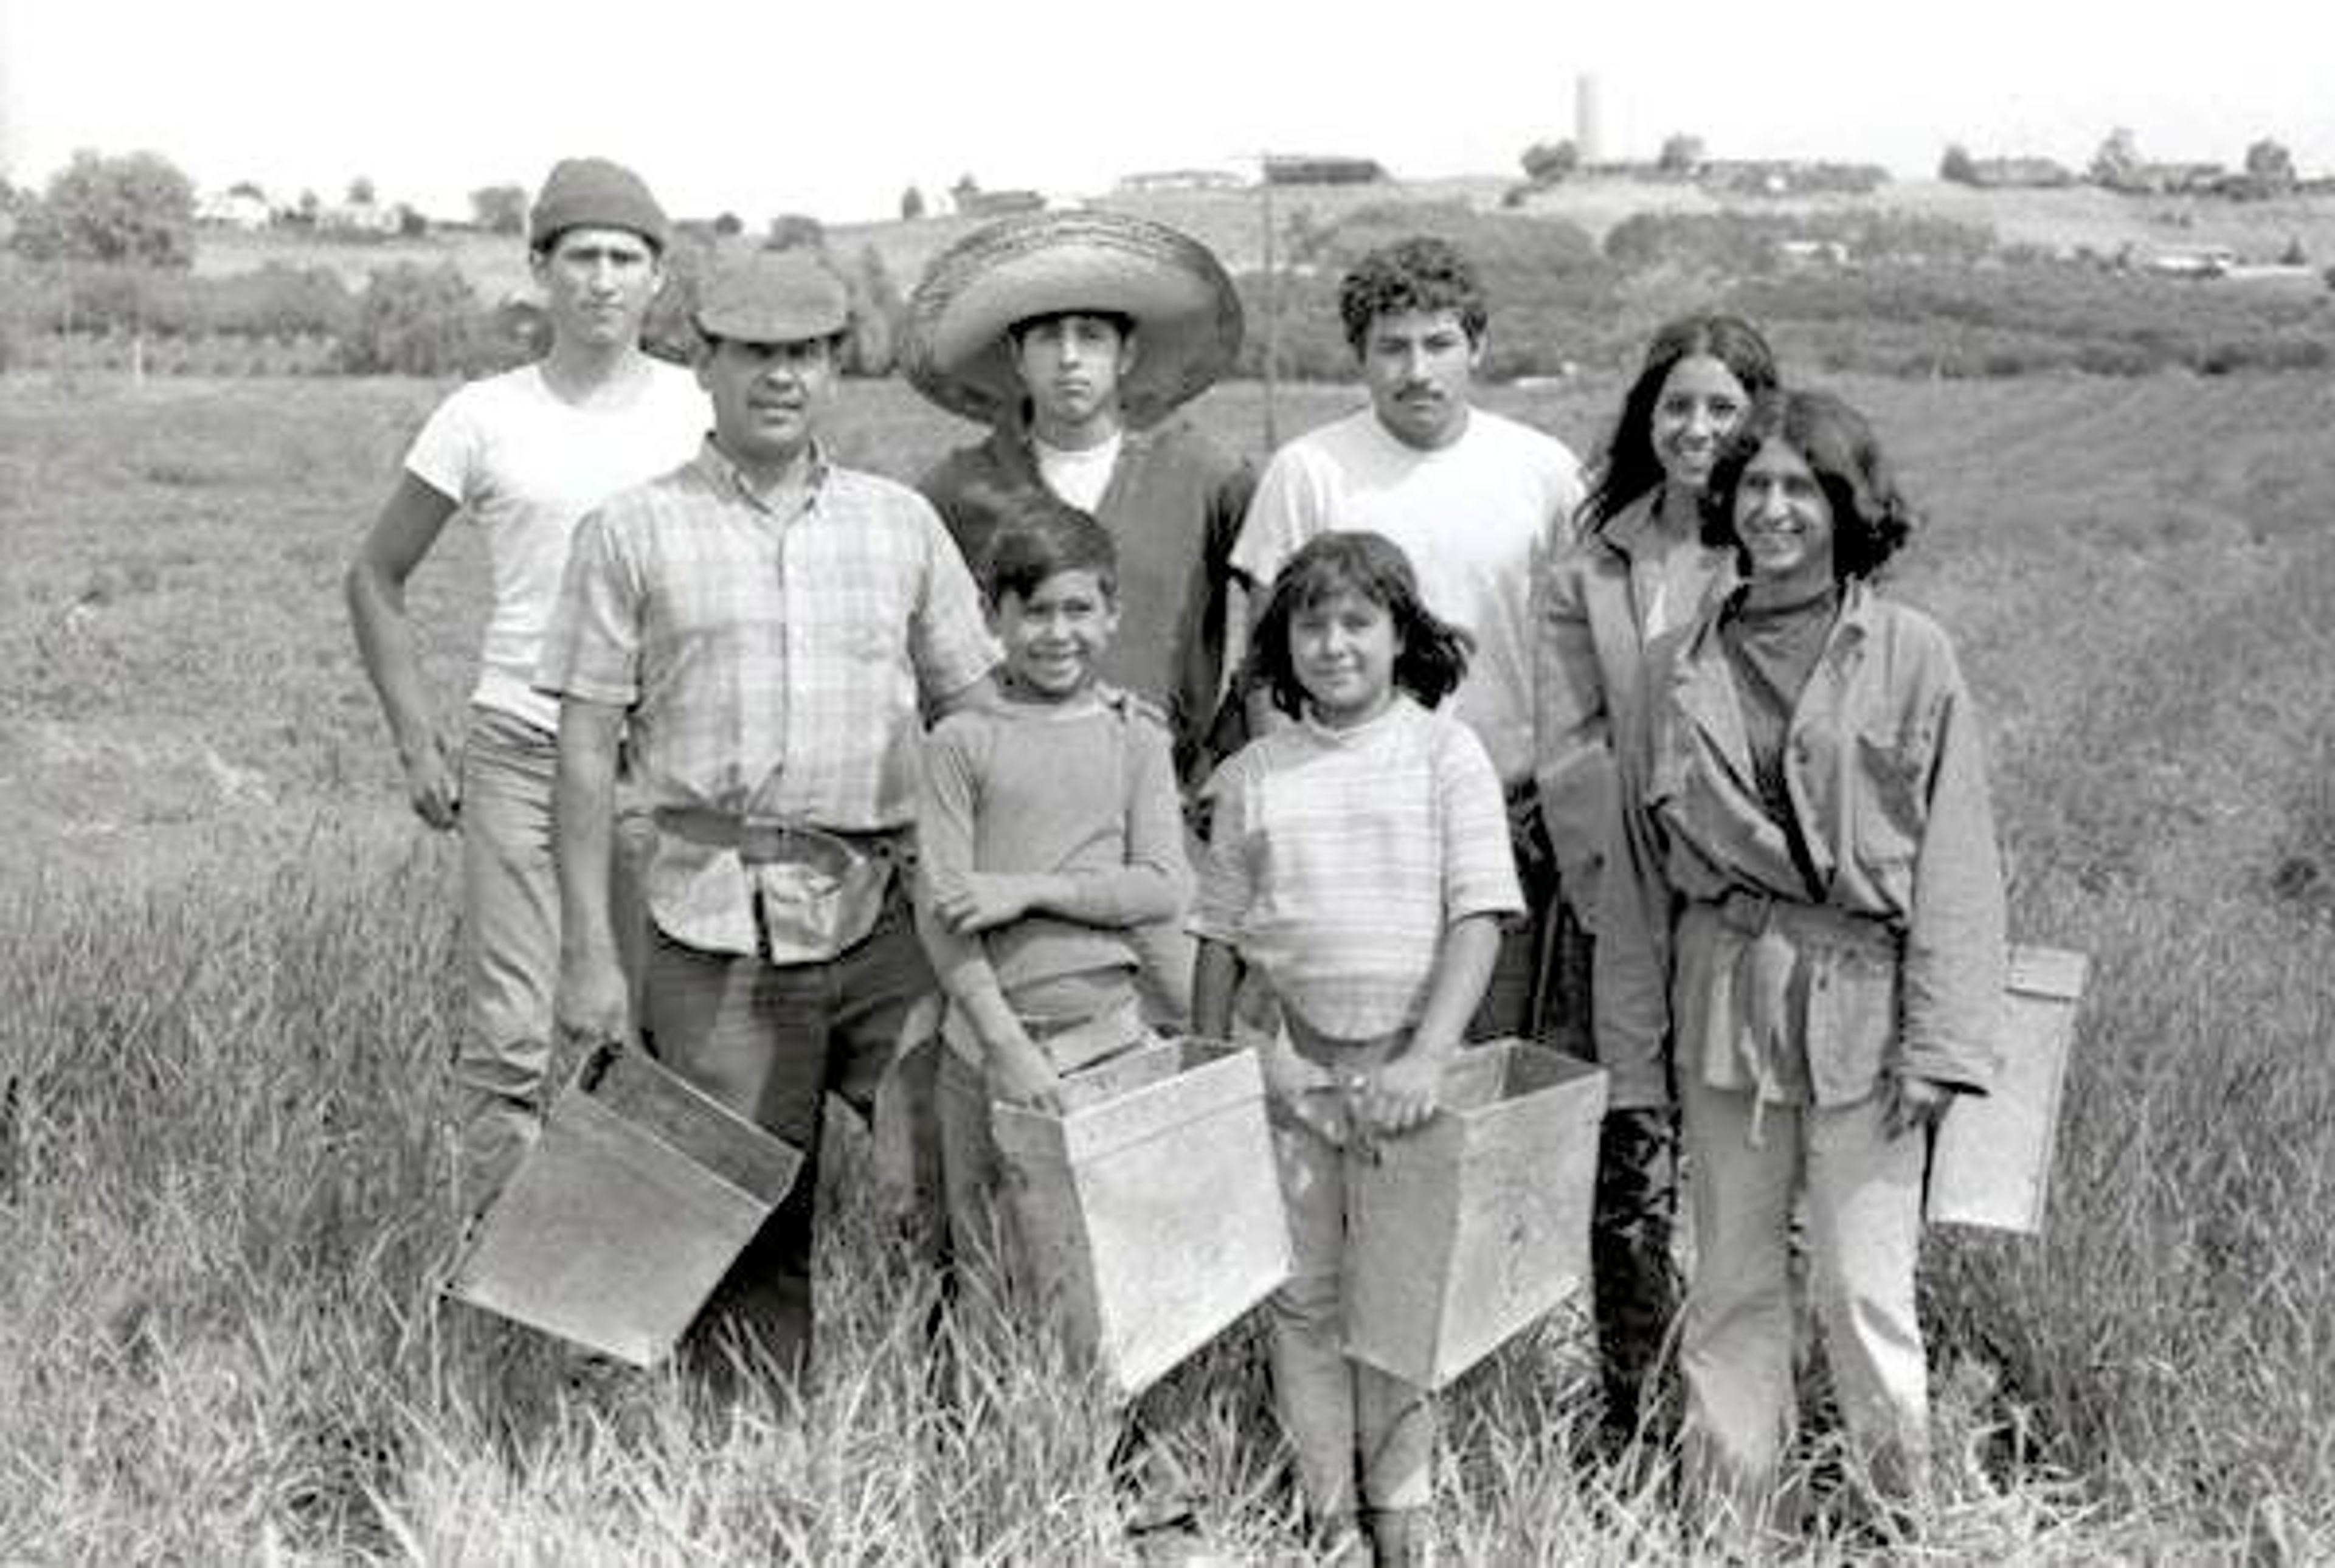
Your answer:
[915,494,1192,1248]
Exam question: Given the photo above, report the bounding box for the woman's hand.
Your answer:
[1882,1071,1954,1140]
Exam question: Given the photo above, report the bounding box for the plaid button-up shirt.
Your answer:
[540,440,998,955]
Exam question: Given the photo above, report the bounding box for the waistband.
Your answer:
[1282,1010,1411,1072]
[1701,886,1898,956]
[652,807,909,866]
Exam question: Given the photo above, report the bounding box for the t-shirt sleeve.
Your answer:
[910,504,1002,700]
[536,506,642,705]
[1435,722,1526,921]
[1189,751,1258,944]
[402,384,482,505]
[1229,445,1318,593]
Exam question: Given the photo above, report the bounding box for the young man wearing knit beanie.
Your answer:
[345,156,708,1221]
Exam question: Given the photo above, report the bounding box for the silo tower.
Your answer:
[1575,72,1603,168]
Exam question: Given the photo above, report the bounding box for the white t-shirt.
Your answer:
[1034,430,1123,512]
[1232,406,1585,785]
[404,358,707,730]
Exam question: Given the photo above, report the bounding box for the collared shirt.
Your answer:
[1535,489,1736,924]
[539,439,998,955]
[1234,406,1585,787]
[1593,581,2005,1109]
[1193,696,1523,1040]
[921,417,1255,784]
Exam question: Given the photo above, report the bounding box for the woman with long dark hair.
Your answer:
[1534,312,1778,1454]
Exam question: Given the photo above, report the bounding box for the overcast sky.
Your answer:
[5,0,2330,223]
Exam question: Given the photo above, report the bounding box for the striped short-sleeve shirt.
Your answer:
[539,440,998,955]
[1192,694,1524,1039]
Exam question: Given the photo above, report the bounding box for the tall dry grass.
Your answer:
[4,370,2333,1560]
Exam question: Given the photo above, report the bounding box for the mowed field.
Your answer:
[2,367,2332,1561]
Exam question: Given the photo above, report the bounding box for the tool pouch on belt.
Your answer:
[741,817,897,967]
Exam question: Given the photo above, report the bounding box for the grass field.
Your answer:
[3,367,2332,1561]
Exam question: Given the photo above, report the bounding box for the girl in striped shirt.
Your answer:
[1193,530,1523,1564]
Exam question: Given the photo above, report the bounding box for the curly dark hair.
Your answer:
[977,488,1117,604]
[1337,237,1489,355]
[1250,531,1474,719]
[1701,389,1917,581]
[1583,312,1779,530]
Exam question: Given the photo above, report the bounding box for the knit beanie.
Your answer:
[528,157,669,254]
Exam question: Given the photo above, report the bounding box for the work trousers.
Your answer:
[641,891,940,1379]
[1268,1093,1434,1518]
[1679,1074,1929,1538]
[452,706,649,1214]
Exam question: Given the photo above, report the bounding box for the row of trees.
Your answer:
[1941,130,2305,198]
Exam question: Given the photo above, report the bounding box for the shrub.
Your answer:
[335,262,505,376]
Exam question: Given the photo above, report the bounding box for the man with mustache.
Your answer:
[1231,235,1585,1043]
[344,156,705,1218]
[540,249,997,1380]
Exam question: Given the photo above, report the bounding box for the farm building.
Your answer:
[1116,168,1246,194]
[197,189,272,230]
[1261,155,1387,187]
[1967,157,2076,188]
[954,188,1047,218]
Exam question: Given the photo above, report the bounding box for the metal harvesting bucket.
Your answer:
[1927,944,2089,1234]
[1343,1041,1609,1389]
[991,1038,1292,1399]
[445,1042,803,1366]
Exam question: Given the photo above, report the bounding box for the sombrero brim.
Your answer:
[902,211,1245,429]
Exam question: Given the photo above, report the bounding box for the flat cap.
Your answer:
[695,250,853,344]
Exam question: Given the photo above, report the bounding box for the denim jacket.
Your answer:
[1533,492,1735,929]
[1593,580,2005,1111]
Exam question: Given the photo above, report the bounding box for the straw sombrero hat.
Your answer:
[902,211,1244,428]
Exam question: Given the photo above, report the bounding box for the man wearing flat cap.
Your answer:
[345,156,705,1218]
[541,249,998,1377]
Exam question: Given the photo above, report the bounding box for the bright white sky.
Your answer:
[4,1,2331,223]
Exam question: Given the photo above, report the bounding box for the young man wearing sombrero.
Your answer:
[1231,235,1585,1048]
[906,211,1256,798]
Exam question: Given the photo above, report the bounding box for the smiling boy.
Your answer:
[913,496,1190,1238]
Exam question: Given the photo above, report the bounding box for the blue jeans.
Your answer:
[454,705,648,1214]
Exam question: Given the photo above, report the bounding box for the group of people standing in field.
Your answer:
[346,154,2007,1562]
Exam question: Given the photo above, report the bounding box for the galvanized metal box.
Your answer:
[1343,1041,1609,1389]
[1927,944,2089,1234]
[991,1038,1292,1398]
[445,1042,803,1366]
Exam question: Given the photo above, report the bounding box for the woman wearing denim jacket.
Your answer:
[1594,389,2005,1542]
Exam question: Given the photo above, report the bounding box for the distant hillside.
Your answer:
[196,176,2335,300]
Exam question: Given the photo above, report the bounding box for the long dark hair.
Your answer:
[1250,531,1474,719]
[1701,389,1917,581]
[1582,312,1779,530]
